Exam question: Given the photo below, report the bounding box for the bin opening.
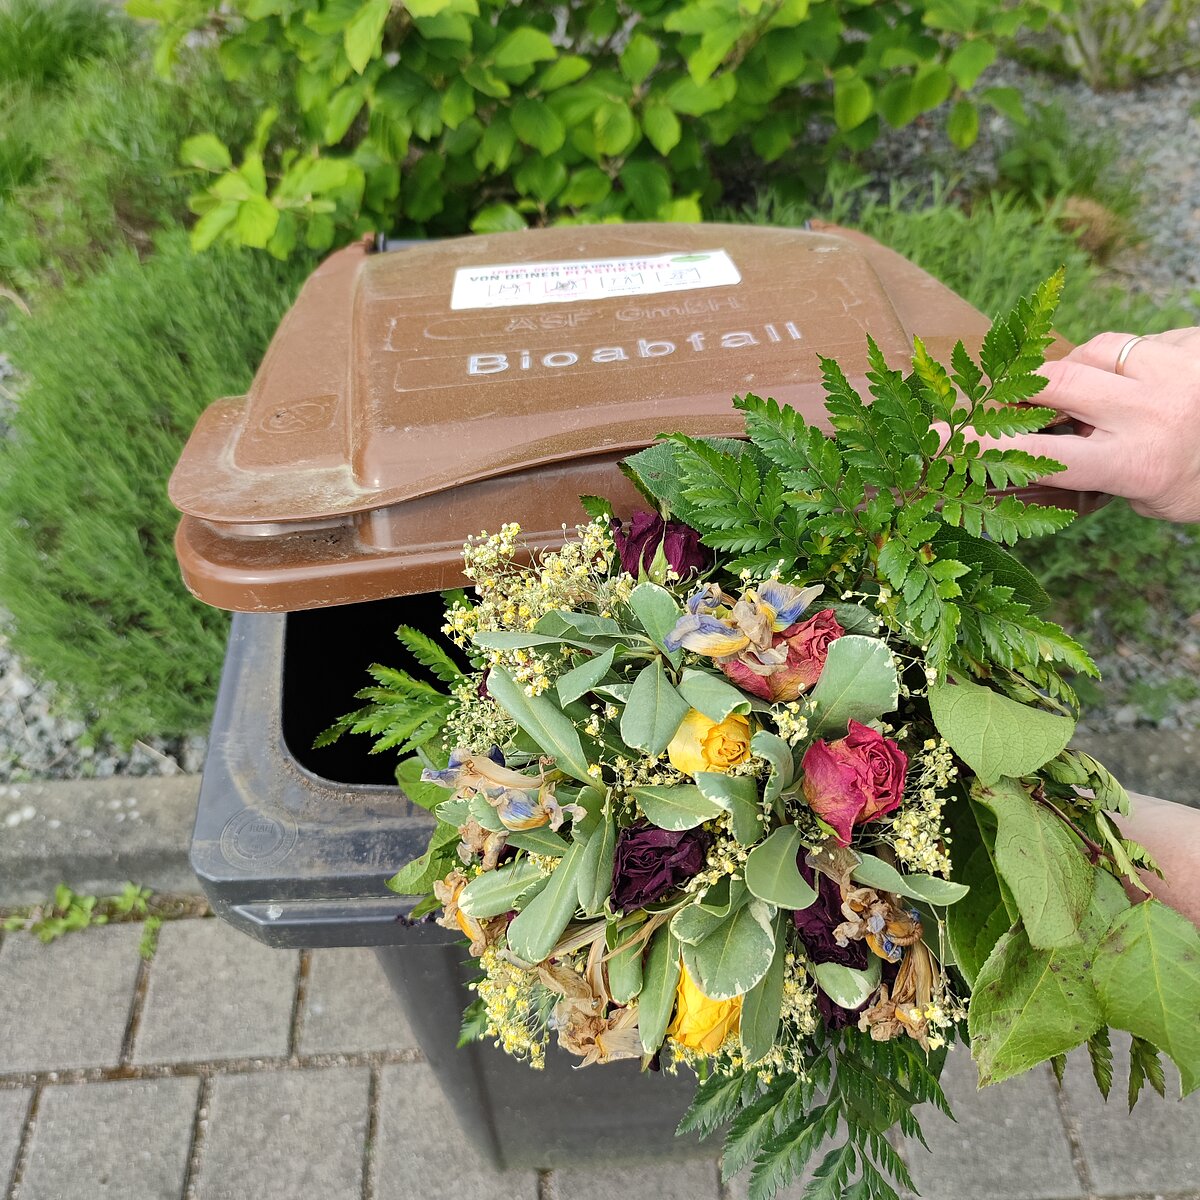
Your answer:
[281,591,453,786]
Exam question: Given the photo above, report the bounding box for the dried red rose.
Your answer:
[720,609,845,702]
[801,720,908,845]
[611,820,710,912]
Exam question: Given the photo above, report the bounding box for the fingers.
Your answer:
[1066,330,1200,385]
[1034,357,1139,426]
[957,430,1118,494]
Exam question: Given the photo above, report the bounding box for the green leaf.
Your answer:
[620,659,691,756]
[345,0,391,73]
[537,55,590,91]
[234,194,279,249]
[745,826,818,909]
[851,854,969,906]
[947,98,980,148]
[640,927,681,1055]
[632,784,724,832]
[695,772,762,844]
[642,103,682,155]
[476,198,526,233]
[740,919,788,1064]
[807,635,899,737]
[594,101,638,156]
[827,602,881,635]
[506,827,567,856]
[458,860,547,918]
[493,26,558,68]
[751,731,795,809]
[620,32,660,85]
[556,647,616,707]
[1093,900,1200,1095]
[945,797,1015,986]
[969,871,1127,1085]
[812,957,880,1009]
[607,936,644,1003]
[505,840,585,963]
[395,756,449,812]
[511,98,566,155]
[681,899,776,1000]
[833,75,873,131]
[180,134,232,173]
[385,821,459,895]
[973,777,1094,949]
[929,678,1074,786]
[402,0,454,15]
[577,810,617,915]
[628,583,683,663]
[946,40,996,89]
[678,669,751,724]
[486,668,594,783]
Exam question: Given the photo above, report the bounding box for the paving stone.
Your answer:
[299,948,417,1057]
[133,919,297,1064]
[555,1159,721,1200]
[902,1049,1084,1200]
[1060,1041,1200,1197]
[19,1077,199,1200]
[374,1062,537,1200]
[0,1088,32,1192]
[195,1068,368,1200]
[0,926,142,1073]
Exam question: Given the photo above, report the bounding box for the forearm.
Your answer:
[1119,792,1200,927]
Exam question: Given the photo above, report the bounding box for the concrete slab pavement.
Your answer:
[1,914,1198,1200]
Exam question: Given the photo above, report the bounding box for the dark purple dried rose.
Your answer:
[792,860,869,970]
[612,511,709,581]
[611,820,710,912]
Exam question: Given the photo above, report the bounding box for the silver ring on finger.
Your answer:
[1114,335,1145,376]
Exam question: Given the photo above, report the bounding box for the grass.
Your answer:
[0,5,295,295]
[0,0,126,90]
[0,235,313,743]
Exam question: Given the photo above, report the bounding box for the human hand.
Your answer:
[964,328,1200,523]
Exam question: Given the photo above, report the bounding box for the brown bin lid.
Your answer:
[170,223,1103,612]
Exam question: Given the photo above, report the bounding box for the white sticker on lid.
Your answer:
[450,249,741,310]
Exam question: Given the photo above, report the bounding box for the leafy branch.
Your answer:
[626,270,1096,702]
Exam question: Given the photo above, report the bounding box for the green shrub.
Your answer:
[132,0,1056,255]
[0,19,297,294]
[0,235,314,743]
[0,0,126,89]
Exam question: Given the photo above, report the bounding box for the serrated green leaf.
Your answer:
[632,784,724,832]
[929,678,1075,786]
[969,871,1127,1085]
[745,826,818,909]
[807,635,899,737]
[511,97,565,155]
[1093,900,1200,1095]
[973,777,1094,949]
[945,797,1015,986]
